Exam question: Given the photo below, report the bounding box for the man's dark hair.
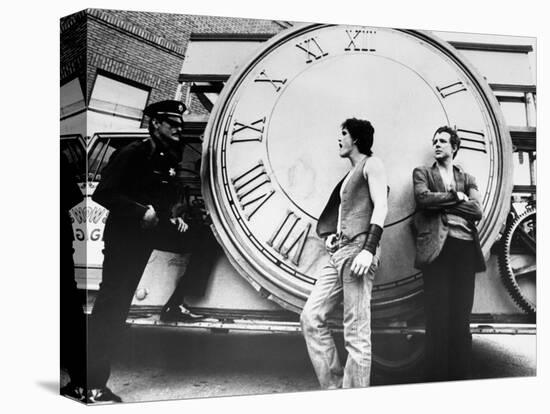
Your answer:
[433,126,460,158]
[341,118,374,156]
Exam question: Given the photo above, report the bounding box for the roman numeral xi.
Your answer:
[296,37,328,64]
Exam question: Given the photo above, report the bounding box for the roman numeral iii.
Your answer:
[457,128,487,153]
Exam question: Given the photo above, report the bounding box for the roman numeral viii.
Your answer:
[296,37,328,64]
[231,160,275,220]
[267,210,312,266]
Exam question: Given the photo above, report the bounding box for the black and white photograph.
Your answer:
[58,5,539,404]
[4,1,547,413]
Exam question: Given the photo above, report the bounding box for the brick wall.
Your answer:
[95,9,192,51]
[86,18,183,106]
[187,14,287,34]
[60,9,289,123]
[60,12,87,95]
[101,9,285,38]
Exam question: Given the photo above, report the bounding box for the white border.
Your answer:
[3,1,546,413]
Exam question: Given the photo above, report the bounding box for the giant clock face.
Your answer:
[202,24,513,317]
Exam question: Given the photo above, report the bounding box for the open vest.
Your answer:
[316,157,373,240]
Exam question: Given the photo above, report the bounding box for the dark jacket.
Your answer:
[412,163,486,272]
[92,137,181,243]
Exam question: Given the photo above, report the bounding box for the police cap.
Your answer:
[144,100,186,123]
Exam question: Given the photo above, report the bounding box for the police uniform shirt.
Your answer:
[92,137,180,242]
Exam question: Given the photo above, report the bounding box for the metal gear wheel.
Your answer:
[498,208,536,317]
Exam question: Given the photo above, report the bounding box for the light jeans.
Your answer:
[300,234,377,389]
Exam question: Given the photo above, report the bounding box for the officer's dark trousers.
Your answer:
[422,237,476,382]
[87,237,153,388]
[87,223,216,388]
[163,225,220,307]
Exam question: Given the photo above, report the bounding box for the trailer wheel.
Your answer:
[372,332,425,375]
[498,208,536,317]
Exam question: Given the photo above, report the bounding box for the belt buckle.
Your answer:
[336,232,348,247]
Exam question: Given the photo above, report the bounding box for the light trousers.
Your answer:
[301,235,377,388]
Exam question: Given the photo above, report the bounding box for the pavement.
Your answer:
[60,326,536,403]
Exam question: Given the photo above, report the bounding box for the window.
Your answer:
[61,136,87,183]
[88,135,146,182]
[495,91,533,127]
[513,151,536,187]
[60,78,85,118]
[60,78,86,136]
[88,73,149,133]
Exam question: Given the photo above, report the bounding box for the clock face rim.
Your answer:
[201,23,514,316]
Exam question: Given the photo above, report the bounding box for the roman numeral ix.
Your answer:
[231,117,266,144]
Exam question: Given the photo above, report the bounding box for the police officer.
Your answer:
[86,100,189,403]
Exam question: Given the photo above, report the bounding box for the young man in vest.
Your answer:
[412,126,485,381]
[301,118,388,389]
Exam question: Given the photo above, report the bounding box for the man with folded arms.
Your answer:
[412,125,486,382]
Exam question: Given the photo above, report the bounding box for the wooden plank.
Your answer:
[190,33,275,42]
[179,74,230,82]
[513,185,536,194]
[496,95,525,103]
[190,82,225,94]
[490,83,537,93]
[510,126,536,151]
[449,41,533,53]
